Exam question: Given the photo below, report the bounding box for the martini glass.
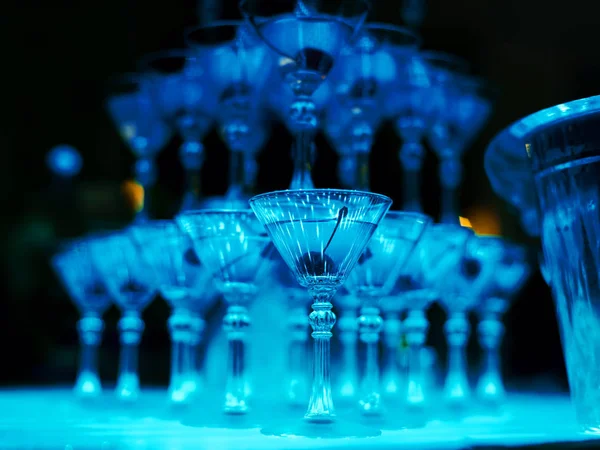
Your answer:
[176,209,271,424]
[105,74,172,221]
[425,53,493,223]
[130,220,217,406]
[346,211,431,421]
[89,232,157,402]
[240,0,370,190]
[436,233,502,410]
[142,50,216,211]
[52,237,112,399]
[328,23,421,194]
[250,189,392,438]
[476,241,530,405]
[383,46,431,212]
[186,21,272,205]
[401,225,472,409]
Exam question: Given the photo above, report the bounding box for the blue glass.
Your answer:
[345,211,431,422]
[250,189,391,438]
[186,21,272,205]
[241,0,369,190]
[142,50,216,211]
[497,95,600,432]
[105,74,172,221]
[130,221,218,405]
[422,52,493,223]
[325,24,420,193]
[177,210,271,419]
[384,224,472,415]
[382,45,431,212]
[476,241,530,405]
[89,232,157,402]
[412,224,476,408]
[52,237,112,399]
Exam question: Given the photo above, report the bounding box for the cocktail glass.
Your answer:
[250,188,392,437]
[240,0,370,190]
[142,50,215,211]
[89,231,156,402]
[52,237,112,399]
[424,52,494,223]
[436,234,506,409]
[381,224,472,420]
[186,21,272,204]
[176,209,271,423]
[476,241,530,405]
[325,24,421,193]
[345,211,431,421]
[130,220,217,405]
[105,74,172,221]
[382,40,430,212]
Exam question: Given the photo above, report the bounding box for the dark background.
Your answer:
[2,0,594,390]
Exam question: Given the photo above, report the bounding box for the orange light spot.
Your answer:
[121,180,144,213]
[459,216,473,228]
[466,208,502,236]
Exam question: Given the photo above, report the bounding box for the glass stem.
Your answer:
[355,152,370,191]
[305,287,336,422]
[286,306,309,406]
[75,315,104,398]
[179,141,204,211]
[439,156,462,224]
[290,131,315,189]
[187,313,205,396]
[381,311,402,397]
[167,311,192,404]
[116,312,144,402]
[399,141,425,212]
[404,309,429,409]
[443,311,471,406]
[358,302,384,416]
[243,152,258,195]
[289,97,317,190]
[223,304,251,414]
[476,315,505,403]
[337,154,359,189]
[226,150,245,200]
[133,157,156,222]
[336,309,359,402]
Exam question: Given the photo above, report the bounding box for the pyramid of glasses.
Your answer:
[48,0,537,440]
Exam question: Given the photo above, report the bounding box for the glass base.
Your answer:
[261,416,381,438]
[346,406,428,431]
[179,401,263,429]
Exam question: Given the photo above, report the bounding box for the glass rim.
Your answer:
[176,208,254,217]
[138,49,195,74]
[239,0,371,21]
[363,22,422,49]
[184,20,243,48]
[427,223,475,235]
[249,188,393,206]
[419,50,470,74]
[385,210,432,223]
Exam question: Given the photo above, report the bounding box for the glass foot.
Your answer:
[179,402,263,429]
[261,416,381,438]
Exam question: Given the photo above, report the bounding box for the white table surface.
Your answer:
[0,388,596,449]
